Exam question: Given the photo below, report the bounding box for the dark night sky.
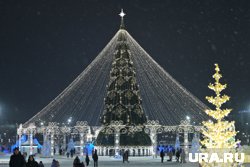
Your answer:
[0,0,249,123]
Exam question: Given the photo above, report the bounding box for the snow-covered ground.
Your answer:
[0,154,199,167]
[1,154,249,167]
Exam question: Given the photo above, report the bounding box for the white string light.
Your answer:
[24,29,209,127]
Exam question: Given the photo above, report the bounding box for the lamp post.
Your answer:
[46,122,59,157]
[27,123,36,155]
[74,121,89,156]
[177,120,194,160]
[61,126,71,152]
[144,120,163,158]
[17,124,23,151]
[111,121,124,156]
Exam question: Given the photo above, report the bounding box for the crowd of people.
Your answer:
[9,148,45,167]
[9,146,188,167]
[9,147,98,167]
[159,146,186,163]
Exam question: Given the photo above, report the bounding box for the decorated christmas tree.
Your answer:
[96,11,151,146]
[200,64,240,166]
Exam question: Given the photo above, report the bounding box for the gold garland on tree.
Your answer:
[200,64,240,167]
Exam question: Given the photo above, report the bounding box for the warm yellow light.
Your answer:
[200,64,240,167]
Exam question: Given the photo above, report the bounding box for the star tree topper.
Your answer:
[119,9,126,18]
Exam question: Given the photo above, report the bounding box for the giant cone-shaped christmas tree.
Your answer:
[200,64,240,167]
[96,11,151,146]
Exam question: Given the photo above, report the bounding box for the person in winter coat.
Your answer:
[26,155,39,167]
[9,147,26,167]
[92,149,98,167]
[123,150,129,163]
[67,152,70,158]
[73,156,85,167]
[56,161,60,167]
[70,149,74,158]
[51,159,60,167]
[175,149,180,162]
[167,151,173,161]
[160,149,165,163]
[85,154,90,166]
[38,161,44,167]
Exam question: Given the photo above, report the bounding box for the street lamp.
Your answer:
[67,117,72,125]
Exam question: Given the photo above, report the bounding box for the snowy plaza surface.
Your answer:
[1,155,250,167]
[0,154,200,167]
